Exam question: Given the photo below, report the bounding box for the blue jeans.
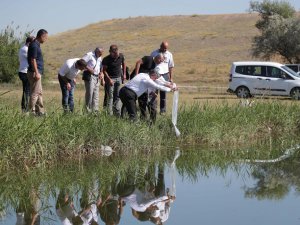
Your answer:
[18,72,30,112]
[104,77,122,116]
[58,75,75,112]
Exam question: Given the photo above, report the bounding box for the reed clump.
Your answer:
[1,99,300,169]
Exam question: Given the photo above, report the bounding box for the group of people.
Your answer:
[54,164,176,225]
[18,29,177,123]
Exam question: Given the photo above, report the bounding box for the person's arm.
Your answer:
[59,63,72,90]
[102,65,113,86]
[169,67,173,82]
[145,79,172,92]
[82,54,95,74]
[31,58,41,80]
[168,53,174,81]
[122,60,126,83]
[135,59,143,75]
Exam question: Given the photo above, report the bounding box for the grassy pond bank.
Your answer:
[1,93,300,171]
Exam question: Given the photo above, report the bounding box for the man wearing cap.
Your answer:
[102,45,126,116]
[82,47,104,113]
[151,41,174,114]
[58,59,87,112]
[119,69,177,121]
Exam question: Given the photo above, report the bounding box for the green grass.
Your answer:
[1,91,300,171]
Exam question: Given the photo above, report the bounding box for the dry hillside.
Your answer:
[44,13,262,86]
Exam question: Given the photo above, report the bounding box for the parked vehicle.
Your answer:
[227,61,300,99]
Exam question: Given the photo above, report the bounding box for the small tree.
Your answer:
[0,25,22,83]
[249,0,300,63]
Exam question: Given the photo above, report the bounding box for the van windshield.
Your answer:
[282,66,300,78]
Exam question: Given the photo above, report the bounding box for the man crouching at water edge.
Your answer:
[119,69,178,121]
[58,59,87,113]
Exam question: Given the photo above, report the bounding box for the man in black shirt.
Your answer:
[102,45,126,116]
[131,54,164,123]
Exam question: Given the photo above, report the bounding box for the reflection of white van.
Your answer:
[227,61,300,99]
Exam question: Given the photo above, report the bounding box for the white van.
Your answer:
[227,61,300,99]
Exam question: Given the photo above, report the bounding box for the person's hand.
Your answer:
[73,79,77,85]
[34,72,41,80]
[109,79,114,86]
[66,82,71,91]
[100,78,105,86]
[172,87,178,92]
[99,73,103,80]
[149,92,157,97]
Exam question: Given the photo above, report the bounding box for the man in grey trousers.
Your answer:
[82,47,104,113]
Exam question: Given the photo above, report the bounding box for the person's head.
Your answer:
[159,41,169,53]
[109,45,119,58]
[36,29,48,44]
[75,59,87,70]
[149,69,160,81]
[25,36,35,46]
[154,53,164,64]
[95,47,104,58]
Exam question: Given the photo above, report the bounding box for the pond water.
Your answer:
[0,145,300,225]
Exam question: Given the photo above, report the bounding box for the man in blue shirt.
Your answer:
[27,29,48,116]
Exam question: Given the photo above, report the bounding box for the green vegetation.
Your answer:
[250,0,300,63]
[1,91,300,171]
[0,24,34,83]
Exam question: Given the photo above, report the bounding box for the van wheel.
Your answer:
[236,86,250,98]
[290,87,300,100]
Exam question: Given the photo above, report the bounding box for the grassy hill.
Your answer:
[43,13,261,86]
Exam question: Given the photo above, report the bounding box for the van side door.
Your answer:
[266,66,291,96]
[250,66,268,95]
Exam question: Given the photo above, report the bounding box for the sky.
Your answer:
[1,0,300,35]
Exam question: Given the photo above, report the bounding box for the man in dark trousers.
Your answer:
[119,69,176,121]
[151,41,174,115]
[102,45,126,116]
[131,53,164,123]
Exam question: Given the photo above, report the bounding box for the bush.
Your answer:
[0,25,26,83]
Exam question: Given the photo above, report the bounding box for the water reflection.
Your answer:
[0,145,300,225]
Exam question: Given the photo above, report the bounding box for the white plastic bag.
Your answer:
[172,90,181,137]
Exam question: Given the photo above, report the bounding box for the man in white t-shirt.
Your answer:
[151,41,175,114]
[82,47,104,113]
[58,59,87,112]
[18,36,34,112]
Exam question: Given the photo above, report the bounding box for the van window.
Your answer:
[235,66,266,76]
[285,65,299,72]
[267,66,293,79]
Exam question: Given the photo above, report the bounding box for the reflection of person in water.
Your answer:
[16,189,41,225]
[117,162,177,224]
[72,186,99,225]
[56,189,78,225]
[98,177,124,225]
[131,164,176,224]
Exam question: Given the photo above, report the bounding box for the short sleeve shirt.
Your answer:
[58,58,81,80]
[102,53,125,79]
[150,49,174,74]
[82,51,102,75]
[27,40,44,74]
